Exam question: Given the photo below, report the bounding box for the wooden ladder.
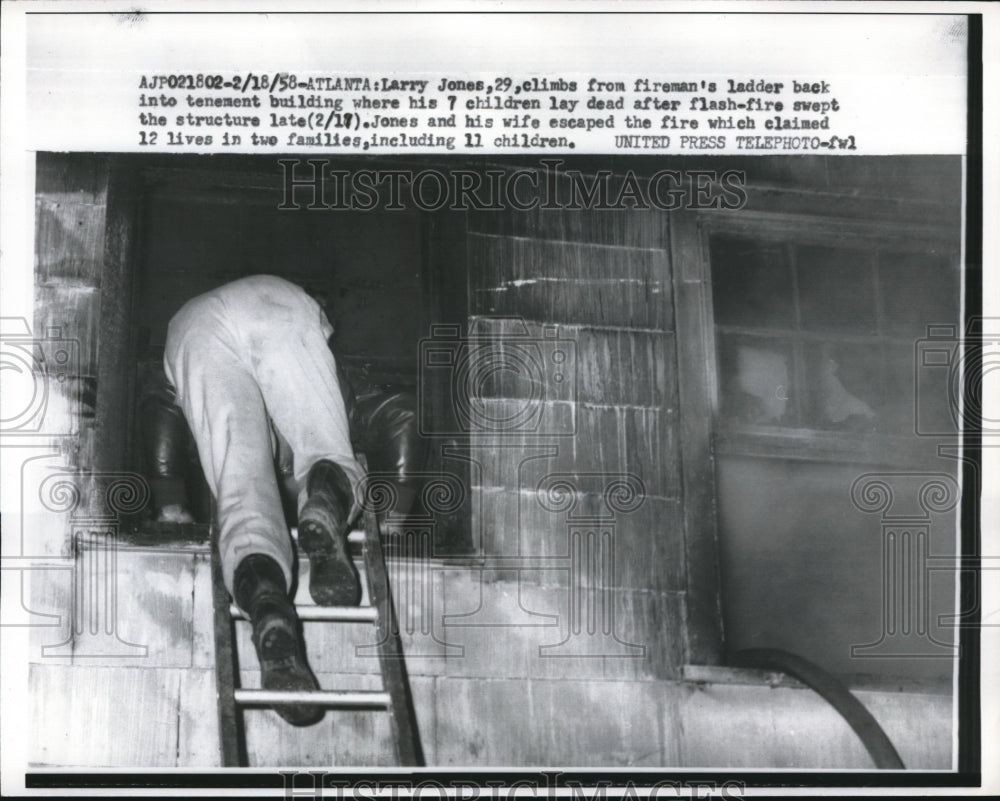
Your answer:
[209,501,424,766]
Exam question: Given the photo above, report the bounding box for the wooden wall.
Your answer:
[33,154,141,484]
[33,155,109,470]
[466,172,688,679]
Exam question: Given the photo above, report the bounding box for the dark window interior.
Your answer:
[130,170,471,552]
[136,189,427,384]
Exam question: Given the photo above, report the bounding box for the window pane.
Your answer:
[879,250,960,337]
[710,235,794,329]
[882,344,919,436]
[803,342,883,432]
[717,333,798,426]
[796,245,877,335]
[884,341,960,436]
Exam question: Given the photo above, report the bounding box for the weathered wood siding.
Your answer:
[33,154,109,470]
[466,171,686,679]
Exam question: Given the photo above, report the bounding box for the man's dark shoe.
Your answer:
[233,554,323,727]
[251,611,324,726]
[298,459,362,607]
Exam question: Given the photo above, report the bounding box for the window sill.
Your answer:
[715,426,952,468]
[116,518,483,566]
[116,518,211,548]
[683,664,953,696]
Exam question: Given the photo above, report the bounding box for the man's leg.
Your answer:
[231,553,323,726]
[165,296,293,593]
[165,295,322,726]
[243,291,365,606]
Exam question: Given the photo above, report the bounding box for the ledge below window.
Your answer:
[114,518,486,568]
[683,664,953,696]
[715,426,955,468]
[117,518,211,549]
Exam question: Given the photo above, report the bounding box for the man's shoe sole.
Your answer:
[298,504,362,607]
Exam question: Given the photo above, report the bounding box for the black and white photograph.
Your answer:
[0,3,995,797]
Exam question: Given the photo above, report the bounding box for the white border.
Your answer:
[2,1,997,796]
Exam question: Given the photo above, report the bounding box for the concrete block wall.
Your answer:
[25,546,952,768]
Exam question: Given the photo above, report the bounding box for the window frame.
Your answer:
[115,158,474,553]
[695,210,961,468]
[669,206,961,668]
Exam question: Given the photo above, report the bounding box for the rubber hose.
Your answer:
[732,647,905,770]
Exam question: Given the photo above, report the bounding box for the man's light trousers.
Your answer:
[165,275,363,593]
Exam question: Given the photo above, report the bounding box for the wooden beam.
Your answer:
[669,210,725,666]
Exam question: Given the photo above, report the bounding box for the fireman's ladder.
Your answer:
[209,500,424,766]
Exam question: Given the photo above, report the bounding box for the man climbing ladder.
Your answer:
[165,274,363,727]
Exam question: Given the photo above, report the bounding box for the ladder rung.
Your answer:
[290,527,366,545]
[229,603,377,623]
[234,688,391,708]
[296,605,378,622]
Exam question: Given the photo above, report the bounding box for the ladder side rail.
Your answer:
[361,504,425,767]
[210,538,248,767]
